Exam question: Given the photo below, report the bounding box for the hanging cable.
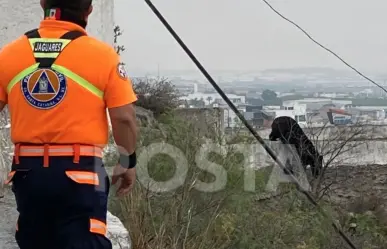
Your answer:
[262,0,387,94]
[143,0,358,248]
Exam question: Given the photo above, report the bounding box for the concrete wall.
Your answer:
[250,140,387,169]
[231,124,387,141]
[175,108,225,138]
[0,0,114,47]
[223,124,387,169]
[179,109,387,166]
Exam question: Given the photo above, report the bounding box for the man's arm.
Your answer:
[104,58,138,155]
[104,54,138,195]
[108,103,137,155]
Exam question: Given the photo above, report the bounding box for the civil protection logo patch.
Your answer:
[21,68,67,109]
[117,63,128,80]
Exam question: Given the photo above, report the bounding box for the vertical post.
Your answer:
[87,0,115,46]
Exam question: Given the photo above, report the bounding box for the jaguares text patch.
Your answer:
[34,42,63,53]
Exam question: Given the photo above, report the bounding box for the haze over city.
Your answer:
[116,0,387,77]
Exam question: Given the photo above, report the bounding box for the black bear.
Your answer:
[269,116,323,178]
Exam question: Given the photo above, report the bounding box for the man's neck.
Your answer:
[44,8,87,28]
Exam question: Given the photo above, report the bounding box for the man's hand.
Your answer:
[111,165,136,196]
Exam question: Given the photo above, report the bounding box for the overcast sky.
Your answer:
[114,0,387,75]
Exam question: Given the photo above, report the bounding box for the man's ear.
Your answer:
[40,0,46,8]
[84,5,93,21]
[87,5,93,15]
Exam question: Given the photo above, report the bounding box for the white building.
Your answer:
[274,107,308,126]
[283,98,333,109]
[263,105,281,110]
[193,83,198,93]
[279,98,352,125]
[283,99,353,111]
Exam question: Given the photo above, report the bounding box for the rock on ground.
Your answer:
[0,188,131,249]
[0,188,18,249]
[107,212,132,249]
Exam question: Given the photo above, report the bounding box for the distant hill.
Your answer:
[261,67,353,77]
[335,98,387,106]
[247,96,387,107]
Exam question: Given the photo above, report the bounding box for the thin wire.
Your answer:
[262,0,387,94]
[143,0,358,248]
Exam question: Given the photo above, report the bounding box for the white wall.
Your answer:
[294,103,307,115]
[251,140,387,169]
[0,0,114,47]
[256,124,387,141]
[181,93,246,105]
[231,125,387,168]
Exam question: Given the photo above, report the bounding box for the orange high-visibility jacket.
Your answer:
[0,20,137,147]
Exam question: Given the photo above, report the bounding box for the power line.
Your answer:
[143,0,358,248]
[262,0,387,94]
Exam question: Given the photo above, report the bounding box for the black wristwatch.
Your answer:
[119,151,137,169]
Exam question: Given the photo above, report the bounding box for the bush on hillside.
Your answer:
[132,78,181,118]
[113,26,181,118]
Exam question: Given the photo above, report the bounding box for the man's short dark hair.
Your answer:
[45,0,92,11]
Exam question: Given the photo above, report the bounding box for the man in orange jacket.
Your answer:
[0,0,138,248]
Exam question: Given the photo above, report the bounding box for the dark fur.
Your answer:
[269,116,323,178]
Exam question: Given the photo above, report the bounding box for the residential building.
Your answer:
[251,110,274,128]
[244,105,262,120]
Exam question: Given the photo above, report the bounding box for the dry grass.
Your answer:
[106,113,387,249]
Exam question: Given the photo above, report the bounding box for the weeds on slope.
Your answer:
[107,113,387,249]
